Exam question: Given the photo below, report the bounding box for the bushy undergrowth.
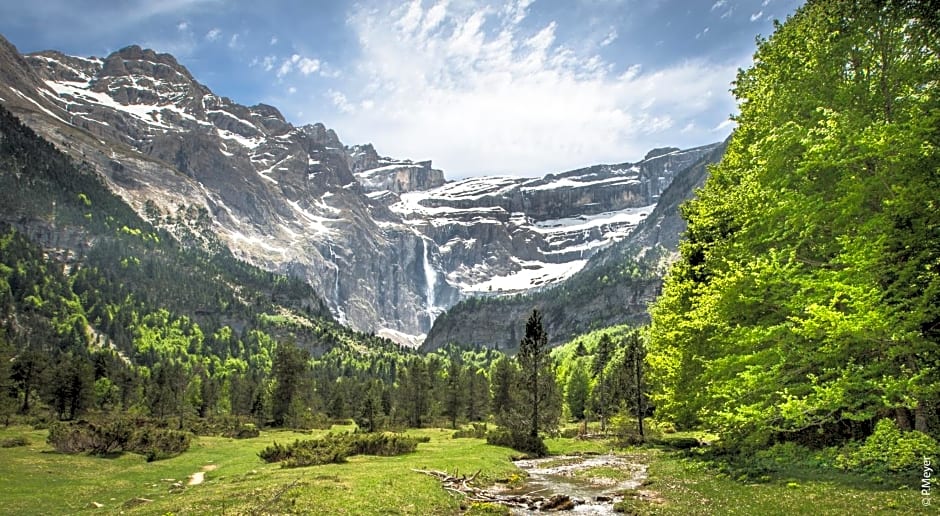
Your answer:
[700,419,939,482]
[46,419,192,461]
[485,430,547,457]
[258,432,428,468]
[224,423,261,439]
[0,436,30,448]
[453,423,488,439]
[835,419,939,474]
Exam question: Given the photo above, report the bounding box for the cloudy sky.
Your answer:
[0,0,803,177]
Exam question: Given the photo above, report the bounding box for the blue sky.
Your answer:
[0,0,803,177]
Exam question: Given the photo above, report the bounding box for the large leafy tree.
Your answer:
[647,0,940,447]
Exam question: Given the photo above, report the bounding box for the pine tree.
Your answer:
[516,309,559,439]
[489,355,517,427]
[443,358,463,429]
[271,341,310,427]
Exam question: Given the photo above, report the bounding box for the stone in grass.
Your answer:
[122,497,154,509]
[541,494,576,511]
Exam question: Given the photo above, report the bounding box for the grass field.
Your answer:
[0,424,933,515]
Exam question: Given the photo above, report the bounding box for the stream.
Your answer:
[491,454,648,514]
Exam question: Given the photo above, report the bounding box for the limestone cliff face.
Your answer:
[421,143,727,351]
[0,33,719,344]
[0,37,449,338]
[349,144,446,194]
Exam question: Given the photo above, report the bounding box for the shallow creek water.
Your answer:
[494,454,648,514]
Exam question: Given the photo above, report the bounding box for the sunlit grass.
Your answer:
[1,425,931,515]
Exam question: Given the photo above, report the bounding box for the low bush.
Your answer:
[836,419,939,474]
[0,436,30,448]
[485,430,547,457]
[259,432,427,468]
[453,423,488,439]
[224,423,260,439]
[131,426,192,462]
[47,419,133,454]
[46,418,191,461]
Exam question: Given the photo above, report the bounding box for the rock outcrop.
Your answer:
[0,33,720,344]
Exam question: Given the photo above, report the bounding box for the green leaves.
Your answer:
[647,0,940,446]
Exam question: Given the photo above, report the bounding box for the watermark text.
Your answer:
[924,456,933,507]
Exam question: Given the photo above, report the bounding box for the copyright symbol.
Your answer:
[924,498,931,507]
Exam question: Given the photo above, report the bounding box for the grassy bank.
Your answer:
[0,424,518,515]
[613,447,930,516]
[0,425,933,515]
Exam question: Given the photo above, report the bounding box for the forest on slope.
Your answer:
[1,0,938,481]
[646,0,940,450]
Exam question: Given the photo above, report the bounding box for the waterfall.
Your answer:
[328,242,345,323]
[328,243,339,297]
[422,237,437,318]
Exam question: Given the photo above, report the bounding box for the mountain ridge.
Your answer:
[0,33,720,344]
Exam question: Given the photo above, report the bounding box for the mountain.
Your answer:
[0,34,719,344]
[421,141,727,351]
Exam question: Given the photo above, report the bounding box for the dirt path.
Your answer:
[188,464,218,486]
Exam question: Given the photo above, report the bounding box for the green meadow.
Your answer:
[1,424,931,515]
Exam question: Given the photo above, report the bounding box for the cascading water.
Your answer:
[329,243,339,296]
[421,237,437,321]
[328,242,345,324]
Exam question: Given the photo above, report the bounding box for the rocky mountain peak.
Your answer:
[0,34,721,346]
[644,147,680,160]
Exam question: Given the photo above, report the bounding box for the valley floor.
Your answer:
[0,424,929,515]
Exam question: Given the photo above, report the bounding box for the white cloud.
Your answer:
[750,11,763,22]
[329,90,354,113]
[205,28,222,41]
[177,21,189,31]
[288,86,297,94]
[311,0,737,176]
[261,55,276,71]
[228,34,239,48]
[711,0,726,11]
[274,53,321,78]
[270,36,278,45]
[298,57,320,75]
[599,28,617,47]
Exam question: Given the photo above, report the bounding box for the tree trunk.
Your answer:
[895,407,912,431]
[914,403,928,433]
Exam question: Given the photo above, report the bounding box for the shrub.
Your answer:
[47,419,133,455]
[486,430,547,457]
[0,436,30,448]
[46,419,191,461]
[347,432,428,456]
[225,423,260,439]
[453,423,488,439]
[654,420,677,434]
[837,419,940,474]
[259,432,427,468]
[131,426,192,462]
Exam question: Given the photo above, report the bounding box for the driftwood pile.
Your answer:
[411,469,578,511]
